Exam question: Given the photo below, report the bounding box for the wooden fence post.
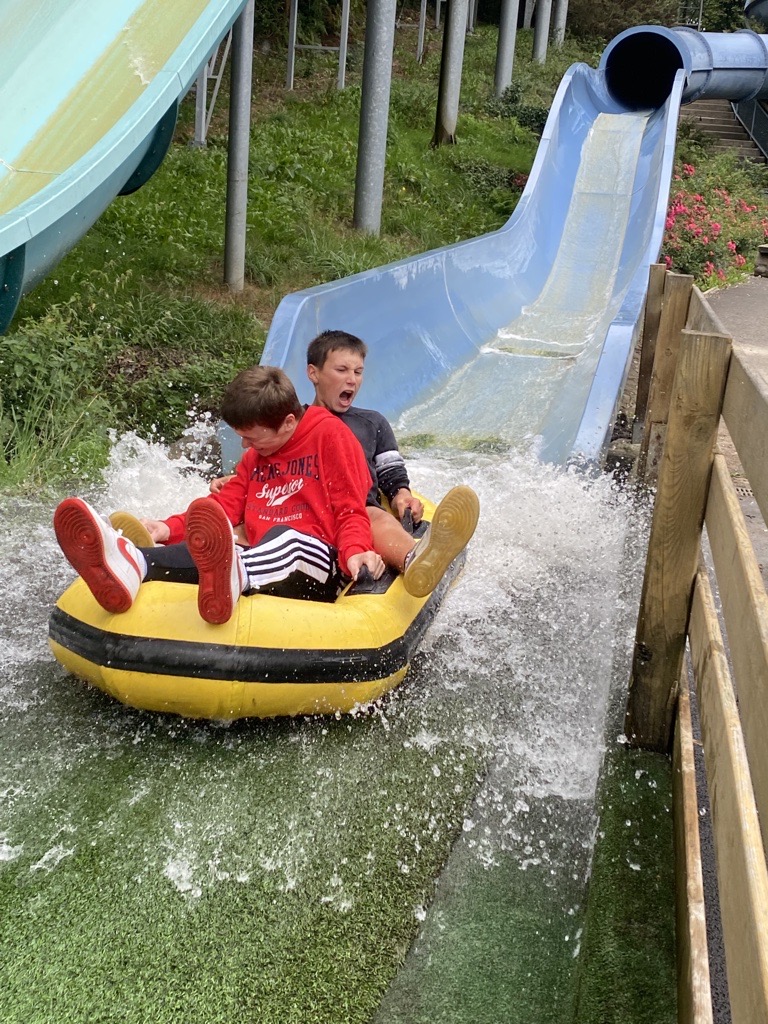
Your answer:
[633,263,667,443]
[625,328,732,751]
[636,272,695,485]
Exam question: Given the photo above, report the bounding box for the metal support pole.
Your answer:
[192,34,233,147]
[532,0,552,62]
[417,0,428,62]
[552,0,568,47]
[467,0,478,33]
[436,0,444,28]
[286,0,298,89]
[224,0,254,292]
[432,0,470,146]
[353,0,398,235]
[287,0,350,91]
[338,0,351,88]
[523,0,535,29]
[494,0,520,97]
[194,65,209,146]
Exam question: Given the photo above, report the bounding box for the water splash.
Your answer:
[0,428,648,1020]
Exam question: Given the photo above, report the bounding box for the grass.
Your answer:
[0,24,600,491]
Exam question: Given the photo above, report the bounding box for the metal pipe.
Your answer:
[467,0,477,33]
[353,0,398,234]
[417,0,428,62]
[532,0,552,63]
[600,26,768,108]
[431,0,471,146]
[224,0,254,292]
[286,0,298,90]
[494,0,520,97]
[552,0,568,47]
[194,64,209,146]
[522,0,535,30]
[337,0,351,88]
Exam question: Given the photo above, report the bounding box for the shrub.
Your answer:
[567,0,678,39]
[661,155,768,286]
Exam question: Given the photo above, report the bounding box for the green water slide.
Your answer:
[0,0,248,331]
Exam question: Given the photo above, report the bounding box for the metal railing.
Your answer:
[733,96,768,158]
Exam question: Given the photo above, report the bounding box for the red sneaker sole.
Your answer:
[54,498,135,613]
[186,498,236,625]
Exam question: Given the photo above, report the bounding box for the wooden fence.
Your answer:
[624,266,768,1024]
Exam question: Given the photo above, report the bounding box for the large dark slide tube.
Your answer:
[600,26,768,109]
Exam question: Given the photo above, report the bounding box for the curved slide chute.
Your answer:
[0,0,249,332]
[259,27,768,466]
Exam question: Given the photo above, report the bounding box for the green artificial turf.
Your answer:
[573,745,677,1024]
[0,659,486,1024]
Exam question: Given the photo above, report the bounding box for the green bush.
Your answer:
[567,0,678,39]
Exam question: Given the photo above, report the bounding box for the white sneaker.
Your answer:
[403,485,480,598]
[54,497,144,613]
[185,497,246,624]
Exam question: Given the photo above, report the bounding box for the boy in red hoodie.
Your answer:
[54,366,384,625]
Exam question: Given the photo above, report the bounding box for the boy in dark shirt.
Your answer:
[305,330,479,597]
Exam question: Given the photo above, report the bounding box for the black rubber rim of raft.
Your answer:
[48,555,462,686]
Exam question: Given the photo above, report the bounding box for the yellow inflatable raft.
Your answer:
[48,496,462,719]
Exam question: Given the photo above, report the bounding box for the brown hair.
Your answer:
[306,329,368,369]
[220,366,304,430]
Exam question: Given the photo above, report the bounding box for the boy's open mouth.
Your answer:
[340,389,354,402]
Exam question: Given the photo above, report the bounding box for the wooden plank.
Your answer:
[638,272,695,485]
[674,675,714,1024]
[705,453,768,851]
[722,347,768,526]
[626,330,731,751]
[633,263,667,436]
[690,568,768,1024]
[686,286,729,336]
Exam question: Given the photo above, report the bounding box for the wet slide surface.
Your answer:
[261,65,683,467]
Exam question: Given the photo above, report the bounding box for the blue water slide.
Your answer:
[254,27,768,468]
[0,0,249,332]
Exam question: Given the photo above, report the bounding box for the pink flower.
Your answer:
[704,261,715,275]
[727,240,737,252]
[682,163,695,176]
[663,254,673,268]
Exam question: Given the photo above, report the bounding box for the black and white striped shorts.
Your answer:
[141,526,341,603]
[240,526,341,602]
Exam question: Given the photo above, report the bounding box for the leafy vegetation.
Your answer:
[566,0,678,41]
[662,149,768,286]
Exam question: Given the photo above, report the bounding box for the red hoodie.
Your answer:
[163,406,374,574]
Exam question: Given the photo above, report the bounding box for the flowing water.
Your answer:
[395,112,649,457]
[0,426,648,1023]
